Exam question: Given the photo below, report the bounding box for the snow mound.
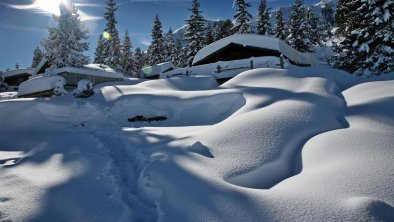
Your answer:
[1,65,394,221]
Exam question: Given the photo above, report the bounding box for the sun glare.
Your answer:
[33,0,66,15]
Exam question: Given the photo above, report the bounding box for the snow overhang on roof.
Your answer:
[2,69,34,78]
[192,34,317,66]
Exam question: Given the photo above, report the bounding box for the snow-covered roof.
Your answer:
[83,64,116,73]
[193,34,317,66]
[2,69,33,78]
[18,75,65,96]
[139,62,175,77]
[44,65,124,79]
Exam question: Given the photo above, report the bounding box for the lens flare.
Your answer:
[103,32,111,39]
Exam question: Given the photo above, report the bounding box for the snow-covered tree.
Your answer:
[305,7,320,46]
[164,28,176,63]
[133,47,146,74]
[233,0,253,33]
[94,34,105,64]
[173,39,187,67]
[321,2,335,26]
[42,0,89,70]
[215,19,233,40]
[274,8,286,40]
[121,30,135,76]
[185,0,205,66]
[206,24,215,45]
[287,0,314,52]
[334,0,393,75]
[31,47,44,68]
[335,0,348,36]
[257,0,271,35]
[0,74,8,92]
[100,0,122,70]
[147,15,165,66]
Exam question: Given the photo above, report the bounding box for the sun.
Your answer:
[33,0,67,15]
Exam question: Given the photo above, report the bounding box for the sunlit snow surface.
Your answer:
[0,65,393,221]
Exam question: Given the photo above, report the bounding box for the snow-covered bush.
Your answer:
[73,79,94,98]
[0,75,8,92]
[53,80,67,96]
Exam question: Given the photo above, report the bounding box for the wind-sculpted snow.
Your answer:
[0,65,393,221]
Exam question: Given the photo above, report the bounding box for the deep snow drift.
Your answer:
[0,65,393,221]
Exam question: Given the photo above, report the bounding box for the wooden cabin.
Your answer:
[2,69,33,90]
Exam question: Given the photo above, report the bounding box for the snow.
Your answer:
[1,65,394,221]
[83,64,116,73]
[193,34,317,66]
[1,69,33,78]
[139,62,175,78]
[43,66,124,79]
[18,75,66,96]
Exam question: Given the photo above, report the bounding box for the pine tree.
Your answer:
[185,0,205,66]
[164,28,176,63]
[206,24,215,45]
[287,0,314,52]
[133,47,146,74]
[15,62,19,70]
[100,0,122,70]
[121,30,135,76]
[215,19,233,40]
[335,0,348,36]
[321,3,335,26]
[173,39,187,67]
[42,0,89,70]
[274,8,286,40]
[147,15,165,65]
[31,47,44,68]
[335,0,393,75]
[94,34,105,64]
[334,0,368,74]
[305,7,320,46]
[257,0,271,35]
[233,0,253,33]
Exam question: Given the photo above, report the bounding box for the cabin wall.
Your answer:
[58,72,124,87]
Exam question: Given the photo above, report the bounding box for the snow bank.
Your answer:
[18,75,66,96]
[1,65,393,221]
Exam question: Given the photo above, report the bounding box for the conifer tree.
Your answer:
[335,0,348,36]
[148,15,165,65]
[185,0,205,66]
[94,34,105,64]
[133,47,145,74]
[15,62,19,69]
[164,28,176,63]
[31,47,44,68]
[173,39,187,68]
[305,7,320,46]
[100,0,122,70]
[274,8,286,40]
[233,0,253,33]
[287,0,314,52]
[121,30,135,76]
[257,0,271,35]
[321,3,335,26]
[215,19,233,40]
[334,0,393,75]
[42,0,89,70]
[206,24,215,45]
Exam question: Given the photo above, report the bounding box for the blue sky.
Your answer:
[0,0,319,71]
